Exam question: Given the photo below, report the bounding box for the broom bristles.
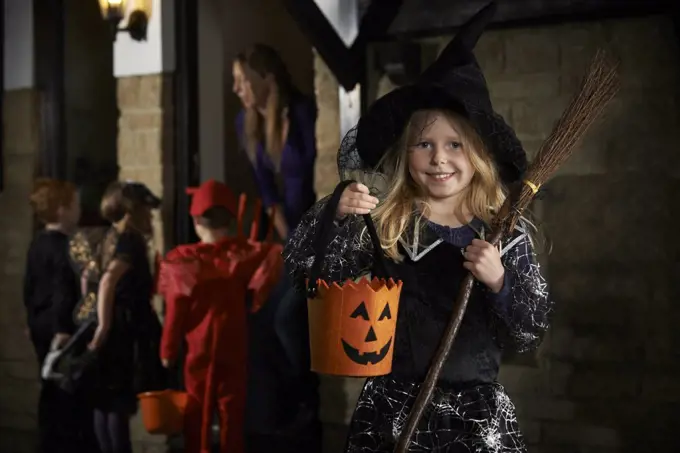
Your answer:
[499,49,620,234]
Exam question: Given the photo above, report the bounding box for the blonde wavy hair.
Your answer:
[371,109,506,261]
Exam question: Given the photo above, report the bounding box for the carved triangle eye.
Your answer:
[350,302,369,320]
[378,303,392,321]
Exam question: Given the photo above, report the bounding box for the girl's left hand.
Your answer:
[463,239,505,293]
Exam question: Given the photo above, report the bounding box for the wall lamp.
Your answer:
[98,0,153,42]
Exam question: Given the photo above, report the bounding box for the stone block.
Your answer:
[547,263,670,325]
[119,109,164,131]
[3,89,40,154]
[641,374,680,402]
[542,422,620,448]
[558,22,608,72]
[0,428,37,453]
[118,130,164,168]
[540,175,677,266]
[643,325,680,367]
[474,31,505,75]
[552,132,608,177]
[2,153,36,190]
[0,360,39,381]
[313,51,341,171]
[314,154,340,199]
[601,95,680,174]
[486,72,560,101]
[568,369,639,399]
[118,74,172,110]
[0,378,40,413]
[606,16,678,76]
[503,27,560,75]
[541,360,574,397]
[546,327,640,364]
[513,398,575,421]
[0,329,36,361]
[497,364,545,395]
[518,420,541,444]
[0,412,36,432]
[511,96,570,142]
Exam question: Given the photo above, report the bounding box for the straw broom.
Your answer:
[394,49,620,452]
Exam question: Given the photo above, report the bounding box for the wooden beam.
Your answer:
[173,0,200,247]
[384,0,673,40]
[34,0,67,180]
[282,0,403,91]
[0,0,4,192]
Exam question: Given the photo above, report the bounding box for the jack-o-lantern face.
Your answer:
[307,277,402,377]
[341,301,393,365]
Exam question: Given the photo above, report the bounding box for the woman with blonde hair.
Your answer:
[284,3,553,452]
[232,43,321,451]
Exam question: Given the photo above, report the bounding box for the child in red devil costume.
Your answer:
[158,179,283,453]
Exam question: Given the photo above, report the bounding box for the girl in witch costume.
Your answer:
[88,181,167,453]
[283,3,553,452]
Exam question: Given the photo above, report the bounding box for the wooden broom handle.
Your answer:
[394,226,505,453]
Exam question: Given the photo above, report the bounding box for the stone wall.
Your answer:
[117,73,175,255]
[0,89,42,453]
[116,73,175,453]
[313,14,680,453]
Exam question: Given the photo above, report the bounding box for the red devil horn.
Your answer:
[237,193,247,237]
[265,204,276,242]
[250,198,262,241]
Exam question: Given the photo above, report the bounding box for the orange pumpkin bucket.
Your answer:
[308,276,402,376]
[138,390,188,435]
[306,182,403,377]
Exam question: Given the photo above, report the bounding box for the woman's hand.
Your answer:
[81,270,90,296]
[161,358,175,369]
[337,183,379,219]
[463,239,505,293]
[87,326,107,351]
[53,333,71,350]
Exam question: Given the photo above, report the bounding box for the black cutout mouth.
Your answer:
[341,337,392,365]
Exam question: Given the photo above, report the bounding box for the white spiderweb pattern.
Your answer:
[346,377,526,452]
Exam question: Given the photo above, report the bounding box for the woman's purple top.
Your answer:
[235,96,317,231]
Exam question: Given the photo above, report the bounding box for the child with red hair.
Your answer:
[24,178,97,452]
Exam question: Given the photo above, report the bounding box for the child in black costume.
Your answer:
[88,181,166,453]
[24,178,98,453]
[283,3,553,452]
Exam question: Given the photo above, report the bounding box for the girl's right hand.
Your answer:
[337,182,380,219]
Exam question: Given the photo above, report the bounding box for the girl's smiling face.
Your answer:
[407,110,475,203]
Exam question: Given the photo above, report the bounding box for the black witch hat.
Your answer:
[340,1,526,186]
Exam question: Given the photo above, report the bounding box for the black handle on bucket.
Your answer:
[306,180,389,299]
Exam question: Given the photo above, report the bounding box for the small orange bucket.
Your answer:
[138,390,188,435]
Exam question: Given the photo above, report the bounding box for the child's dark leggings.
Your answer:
[94,410,132,453]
